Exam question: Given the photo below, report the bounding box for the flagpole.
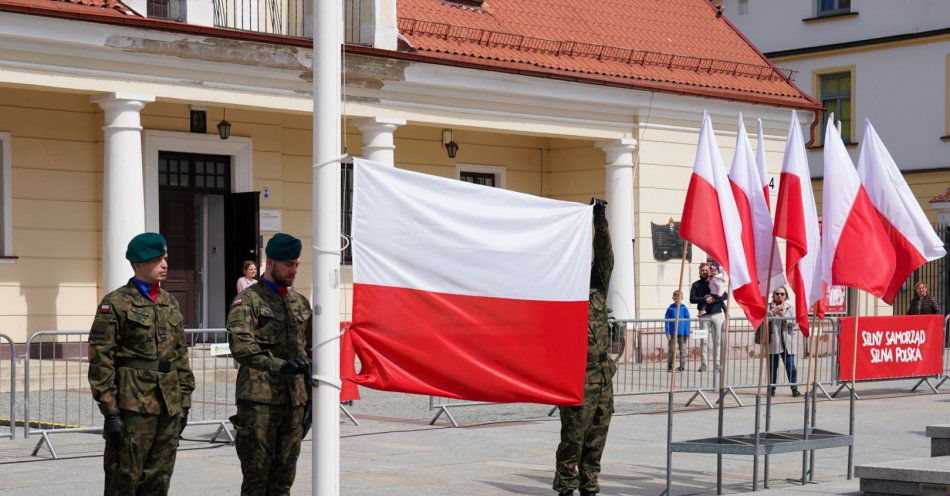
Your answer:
[665,239,689,496]
[753,236,778,491]
[716,297,731,495]
[313,0,342,494]
[846,290,862,479]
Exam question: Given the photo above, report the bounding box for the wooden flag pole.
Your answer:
[665,239,690,496]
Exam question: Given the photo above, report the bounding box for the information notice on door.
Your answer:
[260,209,281,232]
[838,315,945,381]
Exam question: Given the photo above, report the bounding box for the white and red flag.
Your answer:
[756,119,772,211]
[772,111,823,335]
[347,158,591,405]
[729,115,786,298]
[820,115,896,299]
[856,121,946,303]
[681,113,765,328]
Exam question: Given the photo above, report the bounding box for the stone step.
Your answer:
[927,424,950,457]
[856,457,950,495]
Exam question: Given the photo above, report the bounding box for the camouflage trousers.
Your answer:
[103,410,181,496]
[231,400,306,496]
[553,379,614,493]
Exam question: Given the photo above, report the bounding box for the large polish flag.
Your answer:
[856,121,947,303]
[346,158,591,405]
[772,111,822,335]
[681,113,765,329]
[820,115,896,299]
[730,115,786,298]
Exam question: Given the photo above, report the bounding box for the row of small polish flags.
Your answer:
[681,111,946,336]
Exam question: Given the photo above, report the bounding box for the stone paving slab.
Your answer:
[855,457,950,485]
[0,392,945,495]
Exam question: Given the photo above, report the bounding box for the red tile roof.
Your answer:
[397,0,817,108]
[0,0,135,17]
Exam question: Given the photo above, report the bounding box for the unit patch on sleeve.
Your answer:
[99,304,111,313]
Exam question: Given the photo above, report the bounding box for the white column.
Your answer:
[92,92,154,293]
[598,138,638,322]
[356,116,405,166]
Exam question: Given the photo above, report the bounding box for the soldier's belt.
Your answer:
[116,357,173,373]
[586,352,608,363]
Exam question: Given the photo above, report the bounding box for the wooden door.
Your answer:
[159,188,196,326]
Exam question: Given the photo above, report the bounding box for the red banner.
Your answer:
[838,315,945,381]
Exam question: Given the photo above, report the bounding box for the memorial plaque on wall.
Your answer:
[651,221,691,262]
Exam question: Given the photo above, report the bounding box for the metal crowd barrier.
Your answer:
[429,315,844,425]
[0,333,15,440]
[22,329,240,458]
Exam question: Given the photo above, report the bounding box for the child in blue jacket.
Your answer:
[665,290,691,371]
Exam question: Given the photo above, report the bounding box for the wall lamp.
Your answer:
[217,108,232,140]
[442,129,459,159]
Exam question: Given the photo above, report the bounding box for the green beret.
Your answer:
[265,233,302,261]
[126,232,167,263]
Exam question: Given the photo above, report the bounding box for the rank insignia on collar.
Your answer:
[99,304,111,313]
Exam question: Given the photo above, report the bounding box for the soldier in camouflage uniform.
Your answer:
[554,199,616,496]
[227,233,313,496]
[88,232,196,496]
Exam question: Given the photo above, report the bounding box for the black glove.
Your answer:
[279,356,311,375]
[178,408,189,438]
[590,198,608,218]
[102,412,124,446]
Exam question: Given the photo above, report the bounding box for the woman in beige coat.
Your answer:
[767,287,801,397]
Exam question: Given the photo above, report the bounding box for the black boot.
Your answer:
[769,386,776,397]
[791,386,801,397]
[580,490,598,496]
[557,491,575,496]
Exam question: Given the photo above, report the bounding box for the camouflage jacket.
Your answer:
[226,281,312,406]
[88,280,195,417]
[587,215,616,384]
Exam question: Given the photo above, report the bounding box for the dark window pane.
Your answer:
[217,162,226,175]
[180,161,190,173]
[169,175,179,187]
[839,0,850,9]
[180,173,189,187]
[217,177,226,189]
[195,162,205,175]
[460,171,496,187]
[159,159,167,173]
[195,176,205,188]
[159,173,168,187]
[169,161,178,174]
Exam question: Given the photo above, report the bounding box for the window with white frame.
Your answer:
[0,132,12,258]
[456,164,507,189]
[817,0,850,16]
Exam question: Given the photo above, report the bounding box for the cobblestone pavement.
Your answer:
[0,383,945,495]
